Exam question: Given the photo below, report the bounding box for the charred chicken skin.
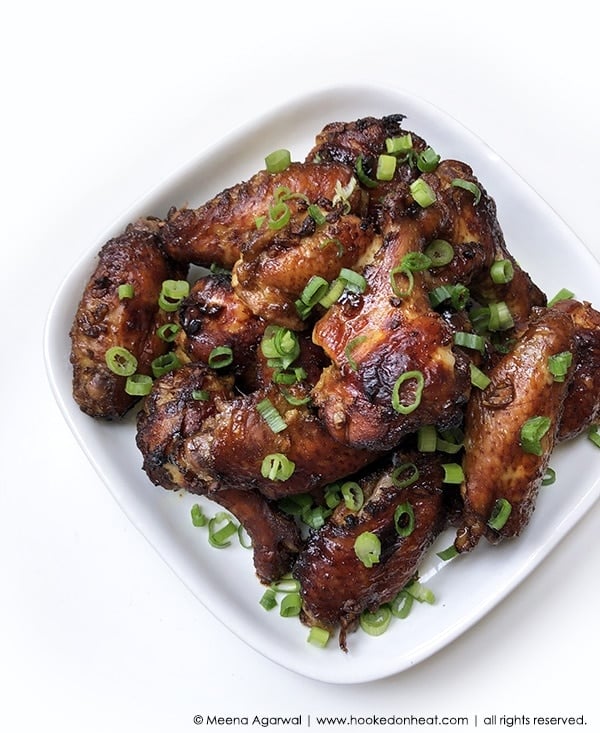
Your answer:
[69,113,600,649]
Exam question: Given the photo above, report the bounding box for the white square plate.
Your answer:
[44,84,600,683]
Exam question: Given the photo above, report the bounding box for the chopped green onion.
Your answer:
[272,366,305,385]
[436,544,459,561]
[207,345,233,369]
[308,204,326,225]
[390,590,414,619]
[424,239,454,267]
[256,398,287,433]
[469,305,491,334]
[436,432,464,454]
[390,462,419,489]
[267,201,291,230]
[265,148,291,173]
[270,576,301,593]
[490,259,515,284]
[332,177,357,213]
[470,362,491,390]
[279,592,302,617]
[105,346,138,376]
[428,284,453,308]
[359,606,392,636]
[156,322,181,342]
[299,275,329,307]
[339,267,367,293]
[394,501,415,538]
[405,580,435,604]
[520,416,551,455]
[487,498,512,531]
[341,481,364,511]
[319,236,344,258]
[151,352,181,378]
[409,178,436,207]
[488,301,514,331]
[390,266,414,297]
[318,277,346,309]
[354,531,381,568]
[416,146,441,173]
[386,133,413,155]
[417,424,437,452]
[208,512,238,548]
[125,373,153,396]
[453,331,486,353]
[451,178,481,204]
[301,505,331,530]
[259,589,278,611]
[548,351,573,382]
[277,493,312,516]
[324,483,342,509]
[192,389,210,401]
[442,463,464,484]
[355,156,378,188]
[587,424,600,449]
[158,279,190,311]
[254,215,266,229]
[548,287,575,307]
[261,453,295,481]
[345,334,367,371]
[279,387,311,406]
[190,503,208,527]
[307,626,330,647]
[261,325,300,369]
[542,467,556,486]
[118,283,134,299]
[391,370,425,414]
[376,154,397,181]
[401,251,432,272]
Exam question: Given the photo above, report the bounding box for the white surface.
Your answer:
[3,0,600,729]
[44,84,600,685]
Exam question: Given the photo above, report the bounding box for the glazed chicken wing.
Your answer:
[69,218,187,418]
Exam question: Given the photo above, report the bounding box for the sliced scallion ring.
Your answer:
[341,481,364,511]
[299,275,329,307]
[261,453,295,482]
[192,389,209,401]
[436,544,459,561]
[490,259,515,284]
[279,592,302,618]
[488,301,514,331]
[548,351,573,382]
[259,589,278,611]
[390,590,413,619]
[417,424,437,452]
[207,345,233,369]
[453,331,486,353]
[405,580,435,604]
[308,204,326,225]
[345,334,367,371]
[256,398,287,434]
[208,512,238,548]
[390,462,419,489]
[469,362,491,390]
[409,178,436,207]
[548,287,575,307]
[156,322,181,342]
[267,201,291,230]
[118,283,134,299]
[401,251,432,272]
[307,627,330,647]
[158,279,190,311]
[390,266,414,298]
[386,133,412,155]
[190,503,208,527]
[394,501,415,538]
[125,373,153,396]
[355,155,378,188]
[105,346,138,376]
[424,239,454,266]
[542,467,556,486]
[359,606,392,636]
[339,267,367,293]
[487,498,512,531]
[376,153,397,181]
[441,463,465,484]
[416,146,440,173]
[151,352,181,378]
[451,178,481,204]
[354,531,381,568]
[391,370,425,415]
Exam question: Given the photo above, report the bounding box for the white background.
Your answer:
[2,1,599,731]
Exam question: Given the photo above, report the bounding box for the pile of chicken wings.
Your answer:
[70,115,600,649]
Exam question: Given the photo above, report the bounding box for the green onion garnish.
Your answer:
[355,156,378,188]
[416,146,441,173]
[192,389,209,401]
[318,278,346,309]
[261,325,300,369]
[151,352,181,378]
[394,501,415,537]
[386,133,413,155]
[308,204,326,225]
[124,373,153,396]
[237,523,252,549]
[324,483,342,509]
[270,576,301,593]
[470,362,491,390]
[208,512,238,548]
[390,266,414,297]
[453,331,486,353]
[587,425,600,449]
[417,424,437,452]
[118,283,134,299]
[359,606,392,636]
[548,351,573,382]
[401,251,432,272]
[267,201,291,230]
[319,236,344,258]
[299,275,329,308]
[451,178,481,204]
[156,323,181,342]
[409,178,436,207]
[542,467,556,486]
[487,498,512,531]
[490,259,515,284]
[265,148,291,173]
[548,287,575,307]
[376,154,397,181]
[259,589,278,611]
[190,503,208,527]
[441,463,465,484]
[520,416,551,455]
[436,544,459,561]
[424,239,454,267]
[339,267,367,293]
[158,279,190,312]
[390,462,419,489]
[256,398,287,434]
[207,345,233,369]
[279,592,302,617]
[261,453,295,481]
[405,580,435,604]
[345,334,367,371]
[105,346,138,376]
[307,627,330,647]
[391,370,425,414]
[354,531,381,568]
[488,301,514,331]
[390,590,414,619]
[341,481,364,511]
